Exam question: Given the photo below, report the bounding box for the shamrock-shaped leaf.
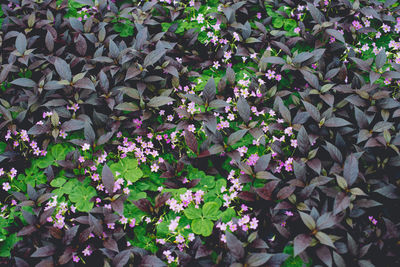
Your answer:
[192,218,214,237]
[202,202,221,220]
[34,144,70,169]
[184,205,202,220]
[69,186,96,212]
[110,158,143,183]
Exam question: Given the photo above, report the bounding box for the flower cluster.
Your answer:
[5,129,47,157]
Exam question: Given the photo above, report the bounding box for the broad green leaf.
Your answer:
[184,205,202,220]
[50,178,66,187]
[192,218,214,236]
[126,169,143,182]
[202,202,220,220]
[0,233,21,257]
[51,144,67,161]
[218,208,236,223]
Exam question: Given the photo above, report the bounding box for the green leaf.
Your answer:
[192,218,214,236]
[62,179,80,194]
[218,208,236,223]
[35,155,54,169]
[51,144,68,161]
[284,19,297,32]
[69,185,96,212]
[128,191,147,202]
[0,233,21,257]
[0,142,6,154]
[272,17,284,28]
[184,205,202,220]
[197,175,215,189]
[126,169,143,182]
[50,178,66,187]
[202,202,221,220]
[110,158,143,182]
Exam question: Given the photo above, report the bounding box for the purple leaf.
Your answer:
[261,56,286,65]
[294,234,312,256]
[226,231,245,260]
[326,29,345,43]
[89,214,103,237]
[102,164,115,196]
[155,192,171,209]
[70,18,83,32]
[31,245,56,257]
[104,238,119,252]
[324,117,351,127]
[76,34,87,56]
[227,129,248,146]
[147,96,175,108]
[277,185,295,200]
[208,99,230,108]
[297,126,310,154]
[184,129,198,154]
[316,231,335,248]
[63,225,79,245]
[350,57,371,72]
[307,2,325,23]
[133,199,152,213]
[375,48,386,69]
[61,119,85,132]
[302,100,321,122]
[316,246,332,267]
[113,250,132,267]
[293,52,313,64]
[45,30,54,52]
[203,77,216,103]
[111,197,125,215]
[299,211,316,230]
[343,154,359,186]
[143,48,166,67]
[11,78,36,87]
[237,96,250,123]
[55,58,72,81]
[16,33,27,54]
[108,39,119,59]
[333,192,350,215]
[140,255,166,267]
[246,253,272,266]
[323,141,343,163]
[254,181,279,200]
[254,153,271,172]
[74,77,95,90]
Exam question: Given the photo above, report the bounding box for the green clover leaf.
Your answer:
[183,205,202,220]
[110,158,143,183]
[192,218,214,237]
[202,202,221,220]
[69,185,96,212]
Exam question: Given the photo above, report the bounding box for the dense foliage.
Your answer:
[0,0,400,266]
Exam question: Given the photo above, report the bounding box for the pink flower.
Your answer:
[151,163,159,172]
[2,182,11,191]
[72,255,80,262]
[285,211,294,216]
[82,245,92,256]
[82,143,90,151]
[187,124,195,133]
[246,154,259,166]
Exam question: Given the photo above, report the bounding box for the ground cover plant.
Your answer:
[0,0,400,266]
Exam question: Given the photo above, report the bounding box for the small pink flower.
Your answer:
[72,255,80,262]
[2,182,11,191]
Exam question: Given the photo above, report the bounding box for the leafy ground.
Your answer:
[0,0,400,266]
